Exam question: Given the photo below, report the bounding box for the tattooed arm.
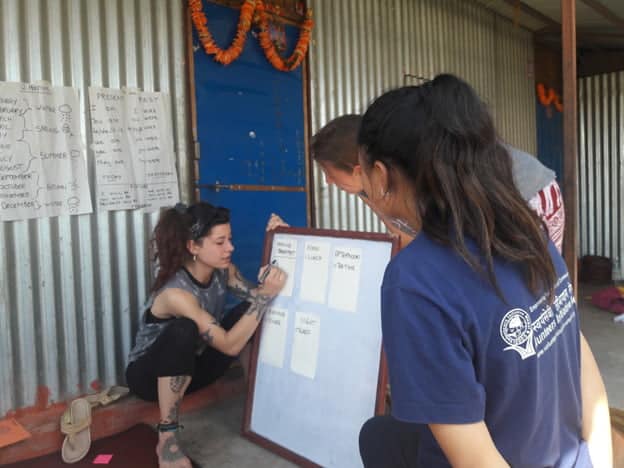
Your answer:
[227,263,285,320]
[152,266,286,356]
[226,264,257,301]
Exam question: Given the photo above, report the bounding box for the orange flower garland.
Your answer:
[256,1,313,72]
[189,0,313,72]
[537,83,563,113]
[189,0,256,66]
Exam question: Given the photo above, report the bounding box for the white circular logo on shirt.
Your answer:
[500,308,532,347]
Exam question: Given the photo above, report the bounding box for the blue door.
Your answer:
[191,1,308,282]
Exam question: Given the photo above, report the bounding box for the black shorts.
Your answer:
[125,302,249,402]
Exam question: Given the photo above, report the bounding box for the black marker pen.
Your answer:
[259,259,277,284]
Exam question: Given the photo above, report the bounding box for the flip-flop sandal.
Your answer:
[61,398,92,463]
[85,385,129,408]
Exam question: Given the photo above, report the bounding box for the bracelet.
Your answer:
[157,422,184,432]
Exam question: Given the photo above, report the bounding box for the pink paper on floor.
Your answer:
[92,454,113,464]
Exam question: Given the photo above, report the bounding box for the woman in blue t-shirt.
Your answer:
[356,74,612,468]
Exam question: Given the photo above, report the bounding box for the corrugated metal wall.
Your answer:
[579,72,624,280]
[309,0,536,230]
[0,0,190,414]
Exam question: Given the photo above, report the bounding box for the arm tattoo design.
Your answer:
[169,375,188,393]
[245,292,272,321]
[227,268,256,301]
[200,319,217,344]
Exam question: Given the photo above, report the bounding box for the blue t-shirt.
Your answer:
[382,233,591,468]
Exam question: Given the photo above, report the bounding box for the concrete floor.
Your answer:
[180,284,624,468]
[579,284,624,410]
[181,394,296,468]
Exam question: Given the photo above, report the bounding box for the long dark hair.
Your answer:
[151,202,230,291]
[358,74,556,299]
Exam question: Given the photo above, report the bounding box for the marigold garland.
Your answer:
[537,83,563,113]
[189,0,255,66]
[256,1,313,72]
[189,0,313,72]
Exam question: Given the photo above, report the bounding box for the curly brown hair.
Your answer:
[151,202,230,291]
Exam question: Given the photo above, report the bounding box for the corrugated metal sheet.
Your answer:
[579,72,624,280]
[309,0,536,231]
[0,0,190,414]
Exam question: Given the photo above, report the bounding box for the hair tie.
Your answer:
[174,202,188,214]
[189,219,204,240]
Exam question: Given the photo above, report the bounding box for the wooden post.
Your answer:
[561,0,578,292]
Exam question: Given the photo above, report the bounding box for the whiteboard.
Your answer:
[243,227,397,468]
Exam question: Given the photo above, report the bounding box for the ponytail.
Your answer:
[151,208,192,292]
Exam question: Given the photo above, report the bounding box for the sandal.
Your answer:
[61,398,92,464]
[85,385,129,408]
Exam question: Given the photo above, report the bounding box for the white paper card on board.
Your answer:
[290,312,321,379]
[328,246,362,312]
[299,241,330,303]
[271,237,297,297]
[258,307,288,369]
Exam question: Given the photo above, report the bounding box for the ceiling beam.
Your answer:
[499,0,560,28]
[537,29,624,39]
[578,0,624,30]
[535,28,624,42]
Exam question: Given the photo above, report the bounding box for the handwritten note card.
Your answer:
[328,247,362,312]
[271,237,297,297]
[258,307,289,369]
[290,312,321,380]
[299,241,330,304]
[0,81,92,221]
[88,87,179,212]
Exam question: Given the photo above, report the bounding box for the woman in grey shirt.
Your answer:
[126,202,285,468]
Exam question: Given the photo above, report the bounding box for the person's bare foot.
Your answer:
[156,431,192,468]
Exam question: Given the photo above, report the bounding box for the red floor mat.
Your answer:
[4,424,200,467]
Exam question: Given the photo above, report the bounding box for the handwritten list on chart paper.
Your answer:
[89,87,179,212]
[0,81,92,221]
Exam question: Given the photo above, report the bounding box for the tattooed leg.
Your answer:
[156,376,192,468]
[158,432,191,467]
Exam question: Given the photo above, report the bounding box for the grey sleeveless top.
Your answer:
[506,145,555,201]
[127,267,229,363]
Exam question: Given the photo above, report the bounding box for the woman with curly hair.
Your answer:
[126,202,285,468]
